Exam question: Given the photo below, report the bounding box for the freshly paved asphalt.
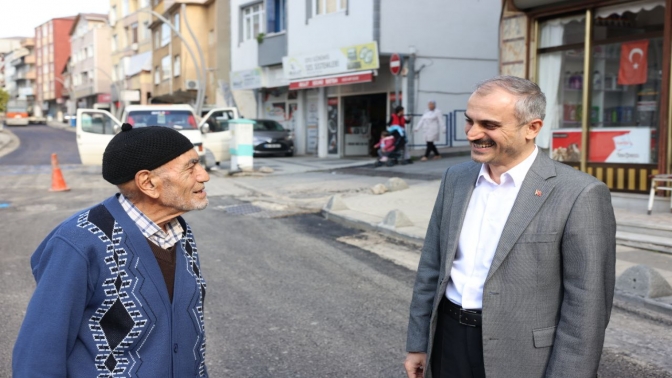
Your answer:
[0,124,81,165]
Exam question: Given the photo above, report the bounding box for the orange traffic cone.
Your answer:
[49,153,70,192]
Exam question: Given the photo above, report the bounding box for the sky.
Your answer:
[0,0,109,39]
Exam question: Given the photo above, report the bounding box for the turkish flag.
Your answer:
[618,40,649,85]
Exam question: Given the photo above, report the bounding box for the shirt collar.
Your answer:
[118,193,184,248]
[476,146,539,188]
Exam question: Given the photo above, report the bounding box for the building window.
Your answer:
[208,29,215,45]
[267,0,286,33]
[143,21,150,40]
[154,30,160,48]
[314,0,346,16]
[112,64,118,81]
[161,23,171,47]
[161,55,171,80]
[130,23,138,44]
[140,0,149,8]
[87,46,93,58]
[173,13,180,33]
[154,66,160,84]
[242,3,264,41]
[173,55,180,77]
[112,34,118,51]
[122,0,129,17]
[110,6,117,26]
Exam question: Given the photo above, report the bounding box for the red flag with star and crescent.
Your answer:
[618,40,649,85]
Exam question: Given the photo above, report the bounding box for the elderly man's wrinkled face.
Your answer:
[155,150,210,212]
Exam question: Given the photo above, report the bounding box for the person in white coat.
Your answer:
[414,101,445,161]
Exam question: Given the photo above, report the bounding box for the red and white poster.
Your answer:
[618,40,649,85]
[551,127,651,163]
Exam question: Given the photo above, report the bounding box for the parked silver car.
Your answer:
[251,119,295,157]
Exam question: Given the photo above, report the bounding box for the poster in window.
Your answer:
[327,98,339,154]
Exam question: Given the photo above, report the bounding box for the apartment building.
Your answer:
[109,0,154,107]
[69,14,113,109]
[229,0,500,157]
[35,17,76,121]
[7,38,37,105]
[0,37,23,90]
[149,0,231,109]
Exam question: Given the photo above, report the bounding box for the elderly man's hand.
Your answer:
[404,352,427,378]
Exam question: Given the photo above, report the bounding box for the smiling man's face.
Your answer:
[464,87,541,180]
[155,149,210,215]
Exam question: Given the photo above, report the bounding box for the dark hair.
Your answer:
[381,130,390,137]
[394,106,404,114]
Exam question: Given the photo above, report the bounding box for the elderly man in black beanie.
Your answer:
[13,124,211,377]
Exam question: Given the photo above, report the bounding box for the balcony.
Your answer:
[258,32,287,67]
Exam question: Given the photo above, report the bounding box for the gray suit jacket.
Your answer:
[406,152,616,378]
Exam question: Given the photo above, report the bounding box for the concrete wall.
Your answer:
[287,0,374,55]
[379,0,501,145]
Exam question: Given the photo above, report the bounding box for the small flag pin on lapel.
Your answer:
[535,189,542,197]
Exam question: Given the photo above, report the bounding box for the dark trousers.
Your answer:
[431,298,486,378]
[425,142,440,158]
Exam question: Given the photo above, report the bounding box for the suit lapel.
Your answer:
[486,153,558,282]
[443,163,481,268]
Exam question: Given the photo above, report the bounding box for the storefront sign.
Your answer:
[289,71,373,90]
[551,127,651,163]
[97,93,112,103]
[283,42,379,80]
[230,68,263,90]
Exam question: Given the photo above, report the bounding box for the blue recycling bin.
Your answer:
[70,117,76,127]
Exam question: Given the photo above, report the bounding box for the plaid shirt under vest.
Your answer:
[118,194,183,249]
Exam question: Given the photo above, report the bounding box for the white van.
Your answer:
[76,104,238,167]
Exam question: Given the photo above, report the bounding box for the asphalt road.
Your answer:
[0,124,81,165]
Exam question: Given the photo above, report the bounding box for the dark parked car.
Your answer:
[251,119,294,157]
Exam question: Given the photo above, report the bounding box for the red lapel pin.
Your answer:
[535,189,542,197]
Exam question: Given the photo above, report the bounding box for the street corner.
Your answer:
[0,129,20,158]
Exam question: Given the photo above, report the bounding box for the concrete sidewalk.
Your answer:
[319,164,672,315]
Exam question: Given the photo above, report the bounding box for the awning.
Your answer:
[596,0,664,18]
[126,51,152,78]
[289,71,373,90]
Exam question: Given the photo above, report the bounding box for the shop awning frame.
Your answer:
[288,71,373,90]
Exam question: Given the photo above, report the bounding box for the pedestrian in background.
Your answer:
[388,105,413,164]
[13,124,211,377]
[404,76,616,378]
[414,100,444,161]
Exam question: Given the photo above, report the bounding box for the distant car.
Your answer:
[75,104,238,166]
[250,119,294,157]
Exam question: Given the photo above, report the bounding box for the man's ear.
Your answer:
[526,119,543,140]
[135,170,161,199]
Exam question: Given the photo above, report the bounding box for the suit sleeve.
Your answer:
[545,182,616,377]
[12,236,91,377]
[406,168,450,352]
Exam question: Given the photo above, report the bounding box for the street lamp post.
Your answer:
[136,7,205,114]
[53,76,75,123]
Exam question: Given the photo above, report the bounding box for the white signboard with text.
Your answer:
[282,42,379,80]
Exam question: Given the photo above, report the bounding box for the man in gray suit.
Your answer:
[404,76,616,378]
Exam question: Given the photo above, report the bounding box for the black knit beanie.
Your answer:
[102,123,195,185]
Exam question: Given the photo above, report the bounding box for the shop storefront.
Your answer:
[505,0,672,193]
[284,41,402,158]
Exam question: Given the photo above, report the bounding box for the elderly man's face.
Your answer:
[155,149,210,213]
[428,102,435,111]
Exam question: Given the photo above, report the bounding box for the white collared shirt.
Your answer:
[446,146,539,309]
[118,194,184,249]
